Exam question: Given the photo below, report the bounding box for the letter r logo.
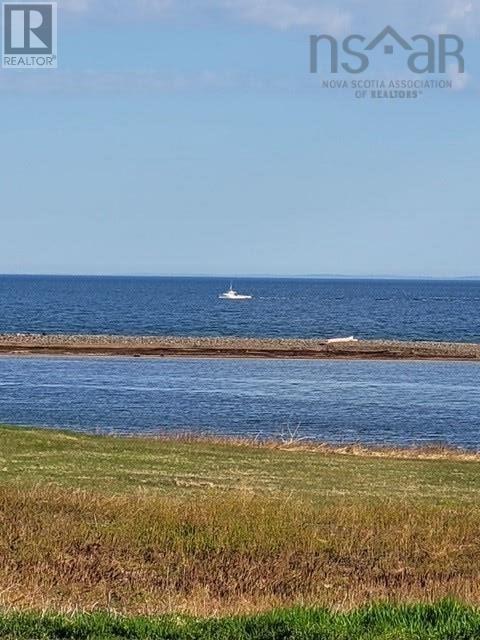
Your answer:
[3,3,55,54]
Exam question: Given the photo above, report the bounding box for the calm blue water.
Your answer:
[1,275,480,341]
[1,357,479,448]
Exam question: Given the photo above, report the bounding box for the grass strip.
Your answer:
[1,601,480,639]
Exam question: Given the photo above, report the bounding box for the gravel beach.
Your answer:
[0,334,479,360]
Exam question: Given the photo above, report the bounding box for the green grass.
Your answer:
[1,601,480,639]
[1,425,480,504]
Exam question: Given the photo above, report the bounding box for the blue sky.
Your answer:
[1,0,479,277]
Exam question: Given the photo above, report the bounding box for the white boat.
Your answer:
[219,283,252,300]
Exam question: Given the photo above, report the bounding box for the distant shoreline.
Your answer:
[1,273,480,280]
[0,334,479,361]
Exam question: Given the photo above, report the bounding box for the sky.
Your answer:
[0,0,479,277]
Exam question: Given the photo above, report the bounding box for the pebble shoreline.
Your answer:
[0,334,479,360]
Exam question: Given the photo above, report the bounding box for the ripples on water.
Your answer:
[1,276,479,448]
[1,357,479,448]
[0,275,480,341]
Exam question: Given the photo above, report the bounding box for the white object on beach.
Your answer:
[219,283,253,300]
[327,336,358,344]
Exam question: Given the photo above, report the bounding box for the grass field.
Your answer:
[1,425,480,636]
[2,425,480,502]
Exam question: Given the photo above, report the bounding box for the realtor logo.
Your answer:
[2,2,57,68]
[310,25,464,75]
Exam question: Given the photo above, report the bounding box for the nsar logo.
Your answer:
[310,25,464,75]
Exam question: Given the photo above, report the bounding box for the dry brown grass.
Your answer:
[1,484,480,616]
[136,431,480,461]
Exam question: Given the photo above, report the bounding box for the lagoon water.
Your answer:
[0,357,479,448]
[1,275,480,342]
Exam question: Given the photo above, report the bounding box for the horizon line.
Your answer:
[1,272,480,281]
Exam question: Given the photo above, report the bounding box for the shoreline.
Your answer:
[0,333,480,361]
[3,425,480,460]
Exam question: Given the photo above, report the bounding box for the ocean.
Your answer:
[1,275,479,447]
[0,274,479,341]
